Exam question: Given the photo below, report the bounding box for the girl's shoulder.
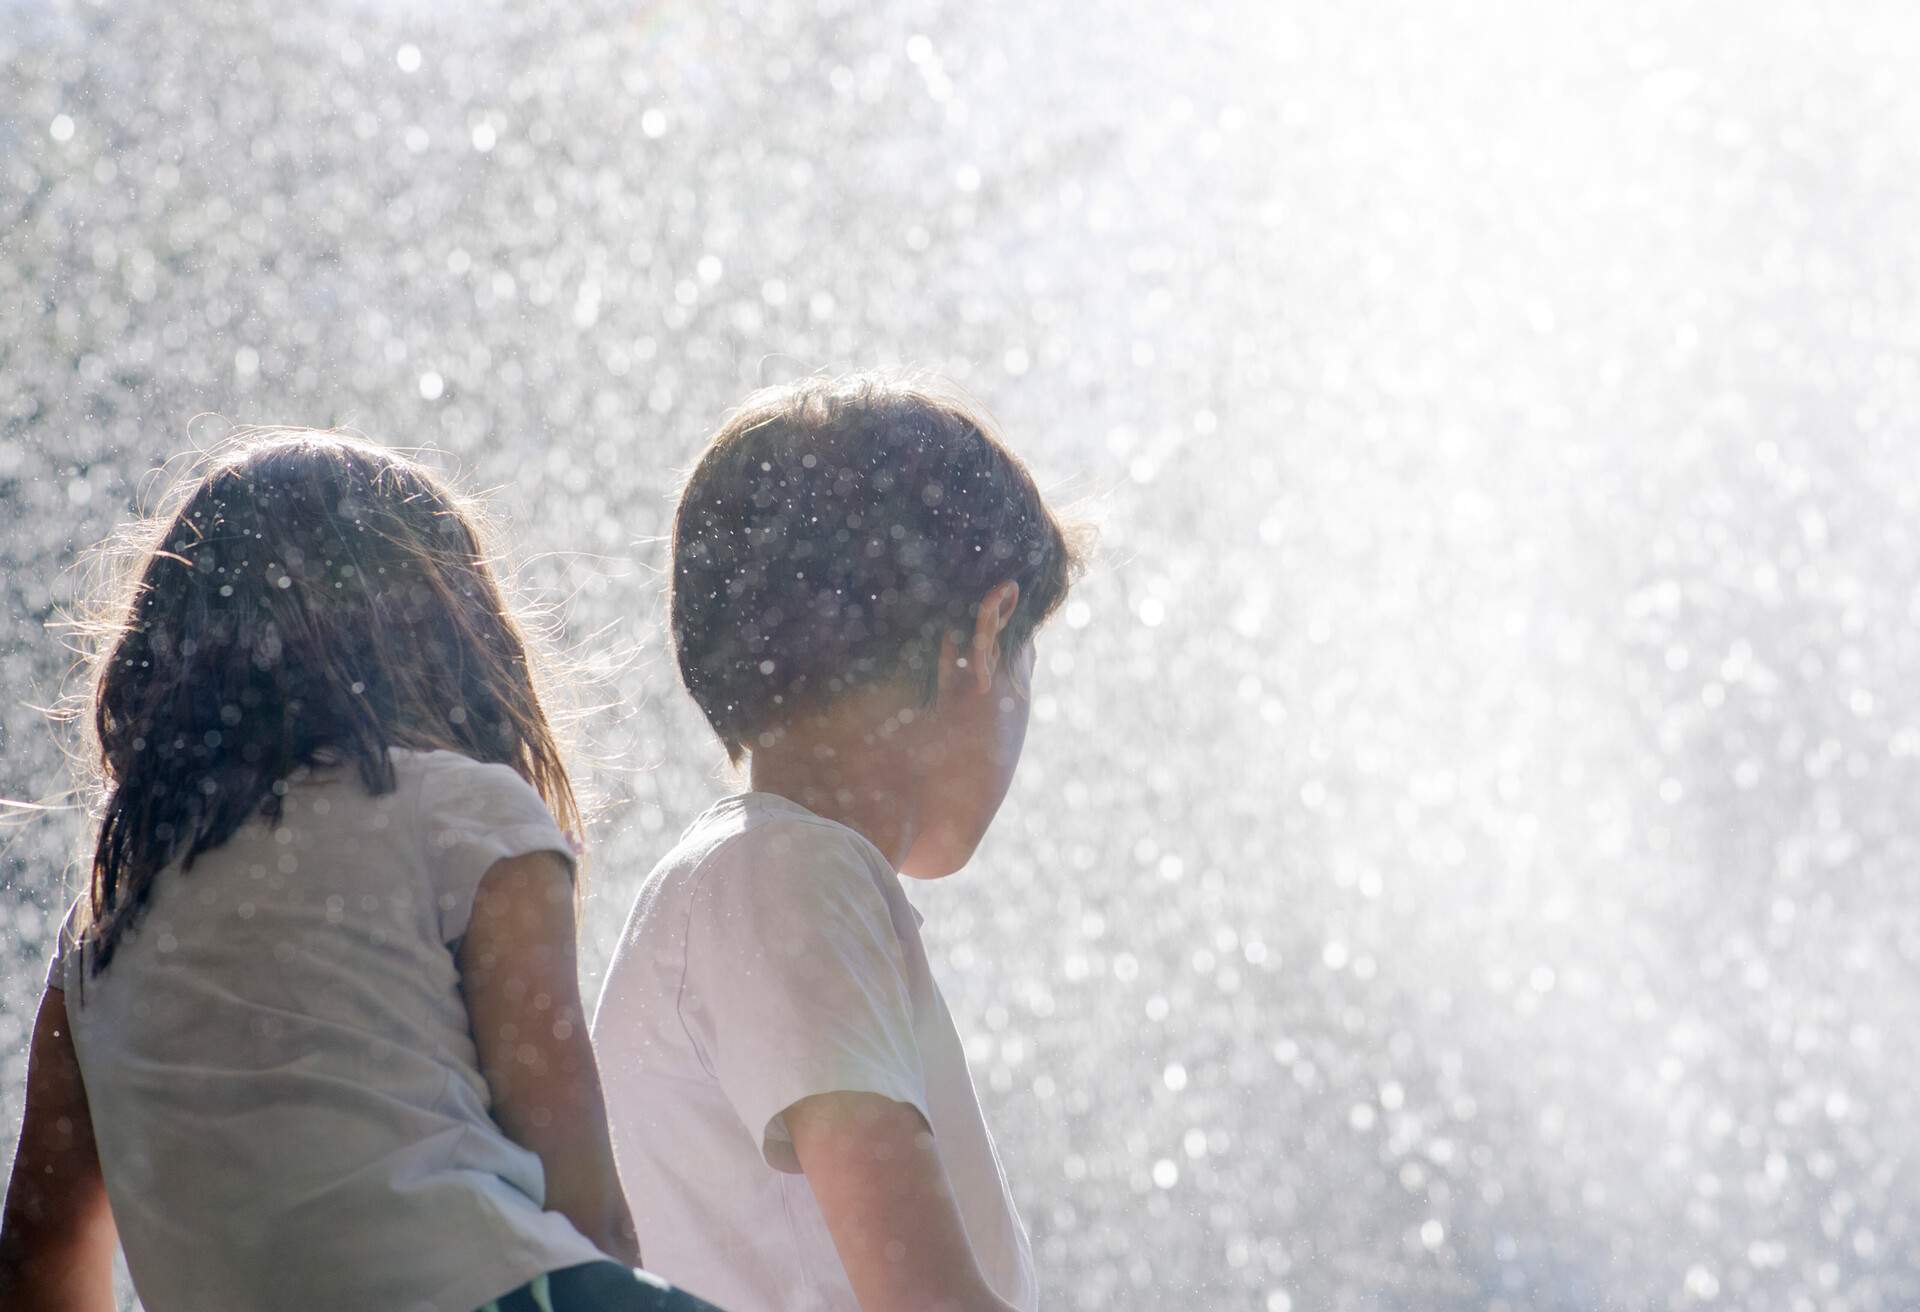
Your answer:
[380,746,517,789]
[389,748,575,944]
[392,749,556,829]
[295,747,530,814]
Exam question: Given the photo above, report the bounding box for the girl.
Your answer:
[0,433,715,1312]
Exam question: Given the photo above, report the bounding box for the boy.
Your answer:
[592,373,1084,1312]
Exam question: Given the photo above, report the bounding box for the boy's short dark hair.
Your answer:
[671,371,1084,762]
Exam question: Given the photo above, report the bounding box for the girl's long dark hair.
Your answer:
[79,431,580,976]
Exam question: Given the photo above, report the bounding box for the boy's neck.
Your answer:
[745,694,922,871]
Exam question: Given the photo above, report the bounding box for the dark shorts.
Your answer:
[477,1262,722,1312]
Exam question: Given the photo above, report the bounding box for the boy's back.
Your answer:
[593,793,1036,1312]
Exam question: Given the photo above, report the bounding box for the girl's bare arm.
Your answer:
[0,987,118,1312]
[458,851,640,1266]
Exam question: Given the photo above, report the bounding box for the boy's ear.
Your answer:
[966,581,1020,693]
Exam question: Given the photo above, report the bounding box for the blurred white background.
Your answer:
[4,2,1918,1307]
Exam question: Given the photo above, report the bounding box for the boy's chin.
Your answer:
[898,852,970,880]
[898,830,981,880]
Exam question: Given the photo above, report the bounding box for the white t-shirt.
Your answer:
[592,793,1038,1312]
[46,748,607,1312]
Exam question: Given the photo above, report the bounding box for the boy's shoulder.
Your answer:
[642,794,908,935]
[663,794,888,884]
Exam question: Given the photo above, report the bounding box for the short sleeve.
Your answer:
[418,751,577,944]
[683,820,929,1173]
[44,895,83,992]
